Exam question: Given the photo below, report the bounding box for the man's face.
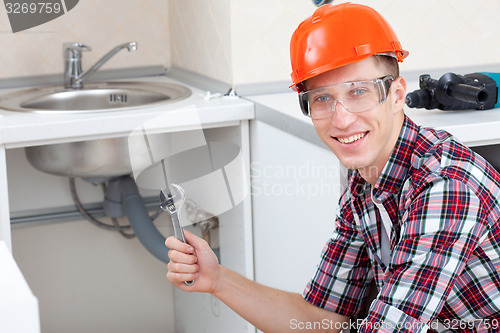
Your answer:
[306,57,406,182]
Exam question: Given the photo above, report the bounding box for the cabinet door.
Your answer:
[174,123,256,333]
[0,241,40,332]
[251,120,344,293]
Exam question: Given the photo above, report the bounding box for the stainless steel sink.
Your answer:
[7,41,194,178]
[25,137,135,178]
[25,135,160,178]
[9,80,193,178]
[0,81,191,114]
[24,129,199,179]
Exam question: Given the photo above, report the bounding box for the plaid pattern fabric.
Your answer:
[303,116,500,332]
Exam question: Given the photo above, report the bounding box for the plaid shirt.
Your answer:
[303,116,500,332]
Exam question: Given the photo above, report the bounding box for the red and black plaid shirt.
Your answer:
[304,116,500,332]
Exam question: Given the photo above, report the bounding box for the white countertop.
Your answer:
[249,90,500,148]
[6,74,499,149]
[0,76,255,149]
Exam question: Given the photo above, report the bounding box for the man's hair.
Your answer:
[373,55,400,79]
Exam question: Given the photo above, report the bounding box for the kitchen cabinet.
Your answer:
[0,240,39,332]
[248,94,346,296]
[0,76,256,333]
[250,119,344,293]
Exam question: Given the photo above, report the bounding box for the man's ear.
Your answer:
[391,76,407,112]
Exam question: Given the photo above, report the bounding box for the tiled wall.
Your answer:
[2,0,500,86]
[171,0,500,86]
[168,0,314,85]
[169,0,232,83]
[0,0,170,79]
[360,0,500,74]
[229,0,315,85]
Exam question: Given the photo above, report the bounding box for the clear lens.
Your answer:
[300,76,393,119]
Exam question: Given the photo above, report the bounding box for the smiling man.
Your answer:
[301,56,405,185]
[166,3,500,332]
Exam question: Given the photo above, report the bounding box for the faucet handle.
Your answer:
[63,42,91,59]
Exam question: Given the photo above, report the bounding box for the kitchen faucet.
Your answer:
[63,41,137,89]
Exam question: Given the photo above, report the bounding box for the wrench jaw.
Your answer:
[160,184,186,210]
[160,187,185,241]
[159,188,177,214]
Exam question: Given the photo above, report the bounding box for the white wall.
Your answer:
[169,0,314,85]
[2,0,500,85]
[0,0,170,78]
[171,0,500,86]
[169,0,232,84]
[353,0,500,73]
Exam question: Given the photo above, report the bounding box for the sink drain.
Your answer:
[109,93,128,103]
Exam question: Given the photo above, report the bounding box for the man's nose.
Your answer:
[330,100,356,128]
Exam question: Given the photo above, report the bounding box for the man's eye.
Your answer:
[351,88,368,97]
[313,94,331,103]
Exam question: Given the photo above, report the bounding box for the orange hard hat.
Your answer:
[289,2,408,91]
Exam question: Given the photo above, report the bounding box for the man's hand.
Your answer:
[165,230,221,293]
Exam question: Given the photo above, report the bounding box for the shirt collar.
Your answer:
[346,115,419,199]
[372,115,418,198]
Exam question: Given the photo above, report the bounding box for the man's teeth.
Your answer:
[337,133,365,144]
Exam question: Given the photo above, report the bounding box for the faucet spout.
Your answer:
[63,41,138,89]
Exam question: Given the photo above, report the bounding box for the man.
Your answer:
[166,3,500,332]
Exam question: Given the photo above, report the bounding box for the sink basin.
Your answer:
[0,81,191,113]
[24,126,207,179]
[14,81,193,178]
[25,135,162,179]
[25,137,136,178]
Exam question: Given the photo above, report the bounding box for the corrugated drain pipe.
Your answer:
[115,175,171,263]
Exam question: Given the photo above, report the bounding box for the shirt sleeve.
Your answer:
[359,178,491,333]
[303,192,373,317]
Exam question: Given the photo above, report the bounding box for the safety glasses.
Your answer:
[299,75,394,119]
